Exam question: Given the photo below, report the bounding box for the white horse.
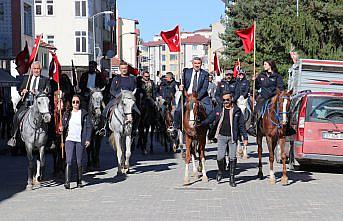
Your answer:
[109,90,137,175]
[21,92,51,190]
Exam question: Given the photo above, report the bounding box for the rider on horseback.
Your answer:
[233,70,250,103]
[215,70,236,105]
[102,61,137,136]
[157,72,179,110]
[8,61,51,147]
[174,57,212,129]
[137,71,157,102]
[247,60,285,136]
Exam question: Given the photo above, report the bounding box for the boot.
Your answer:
[229,158,237,187]
[77,166,83,188]
[216,158,226,182]
[64,165,71,189]
[247,114,257,137]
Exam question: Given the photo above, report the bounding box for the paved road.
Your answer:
[0,136,342,221]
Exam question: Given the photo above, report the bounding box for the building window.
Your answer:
[170,54,178,61]
[162,65,166,71]
[42,53,48,69]
[75,0,87,17]
[46,0,54,16]
[0,3,4,21]
[161,45,166,51]
[34,0,42,16]
[47,35,54,45]
[24,4,33,36]
[170,64,178,72]
[192,45,198,51]
[161,55,166,62]
[75,31,87,53]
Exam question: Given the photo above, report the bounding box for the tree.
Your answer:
[220,0,343,81]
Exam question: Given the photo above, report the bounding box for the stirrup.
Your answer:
[97,128,106,136]
[7,137,16,147]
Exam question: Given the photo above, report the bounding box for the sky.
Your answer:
[117,0,225,41]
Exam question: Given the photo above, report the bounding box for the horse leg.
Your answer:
[236,141,243,158]
[150,124,154,154]
[178,130,185,159]
[257,133,264,179]
[26,145,34,190]
[113,133,123,176]
[279,137,288,185]
[266,136,276,184]
[183,137,191,185]
[199,137,208,182]
[95,135,101,169]
[191,154,197,178]
[86,141,92,170]
[123,135,132,174]
[243,138,248,159]
[143,127,148,155]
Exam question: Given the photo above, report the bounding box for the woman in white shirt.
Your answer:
[62,95,92,189]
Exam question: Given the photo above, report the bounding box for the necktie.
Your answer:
[192,71,198,93]
[31,76,37,91]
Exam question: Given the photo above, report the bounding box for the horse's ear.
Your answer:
[100,86,106,92]
[132,88,137,95]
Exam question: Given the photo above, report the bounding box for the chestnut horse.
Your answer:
[183,93,208,185]
[256,90,292,185]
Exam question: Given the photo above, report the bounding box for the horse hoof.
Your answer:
[191,171,198,178]
[26,184,33,191]
[183,178,190,186]
[269,178,276,184]
[197,166,202,173]
[257,172,263,179]
[172,144,177,153]
[181,152,186,159]
[243,155,248,160]
[202,176,208,182]
[281,176,288,185]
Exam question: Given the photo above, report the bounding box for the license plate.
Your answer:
[322,132,343,140]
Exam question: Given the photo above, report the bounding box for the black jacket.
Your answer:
[233,77,249,102]
[62,108,92,147]
[79,71,107,95]
[202,103,248,142]
[256,71,284,99]
[19,75,50,93]
[158,79,179,102]
[215,79,236,104]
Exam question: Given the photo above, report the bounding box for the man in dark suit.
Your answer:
[8,61,51,146]
[79,61,107,107]
[174,57,212,129]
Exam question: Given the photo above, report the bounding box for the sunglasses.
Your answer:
[72,100,80,104]
[223,98,232,102]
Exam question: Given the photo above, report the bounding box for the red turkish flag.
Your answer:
[235,24,255,54]
[233,60,240,78]
[160,25,180,52]
[15,41,30,75]
[214,52,221,76]
[28,34,42,65]
[49,51,61,83]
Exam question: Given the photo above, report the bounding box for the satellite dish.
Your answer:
[106,50,115,58]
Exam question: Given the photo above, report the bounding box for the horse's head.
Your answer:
[273,89,292,125]
[35,92,51,123]
[90,87,105,116]
[118,89,136,124]
[184,93,200,135]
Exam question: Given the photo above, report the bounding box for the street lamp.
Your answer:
[90,11,114,61]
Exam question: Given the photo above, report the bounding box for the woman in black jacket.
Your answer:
[62,95,92,189]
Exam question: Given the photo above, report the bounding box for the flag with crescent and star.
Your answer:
[160,25,181,52]
[28,34,43,65]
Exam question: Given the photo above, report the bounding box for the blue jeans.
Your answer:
[65,141,83,167]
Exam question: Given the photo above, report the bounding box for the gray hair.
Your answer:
[31,61,42,69]
[192,57,202,62]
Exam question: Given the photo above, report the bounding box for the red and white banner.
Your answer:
[49,51,61,83]
[160,25,181,52]
[28,34,43,65]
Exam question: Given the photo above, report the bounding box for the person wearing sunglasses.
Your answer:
[198,91,248,187]
[215,70,236,105]
[62,95,92,189]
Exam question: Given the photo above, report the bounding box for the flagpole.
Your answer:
[57,83,65,159]
[22,35,42,102]
[252,20,256,112]
[178,24,184,134]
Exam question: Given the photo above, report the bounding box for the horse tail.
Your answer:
[109,133,116,150]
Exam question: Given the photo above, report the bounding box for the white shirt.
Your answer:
[30,76,40,91]
[87,73,96,89]
[187,69,200,95]
[66,110,82,142]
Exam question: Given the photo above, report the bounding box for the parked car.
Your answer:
[289,91,343,166]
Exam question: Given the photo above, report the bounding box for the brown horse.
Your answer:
[183,93,208,185]
[256,90,292,185]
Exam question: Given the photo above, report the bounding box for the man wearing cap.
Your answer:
[79,61,107,106]
[174,57,212,129]
[233,70,250,103]
[215,70,236,105]
[158,72,179,106]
